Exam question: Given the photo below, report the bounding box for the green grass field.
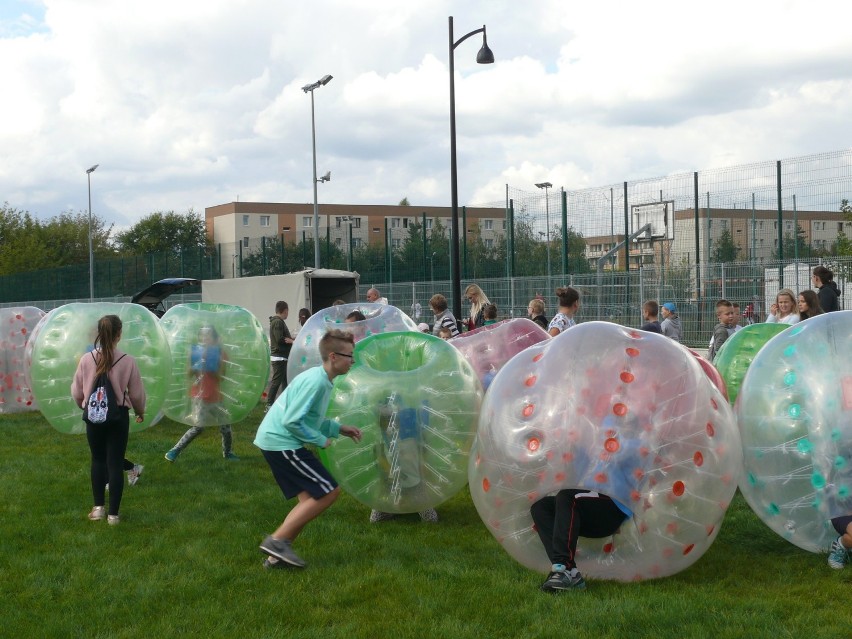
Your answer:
[1,408,850,639]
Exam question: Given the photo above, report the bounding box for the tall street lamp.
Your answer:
[535,182,552,282]
[86,164,99,301]
[448,16,493,323]
[302,74,333,269]
[430,251,437,285]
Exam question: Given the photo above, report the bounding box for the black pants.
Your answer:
[267,360,288,406]
[530,489,628,569]
[86,410,130,516]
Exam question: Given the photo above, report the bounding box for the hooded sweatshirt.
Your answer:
[661,314,682,343]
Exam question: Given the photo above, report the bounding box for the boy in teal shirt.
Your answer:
[255,329,362,569]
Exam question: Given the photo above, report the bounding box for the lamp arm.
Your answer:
[452,26,485,51]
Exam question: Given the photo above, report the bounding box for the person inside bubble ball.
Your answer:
[531,489,632,592]
[368,394,439,525]
[797,290,824,321]
[165,325,238,462]
[828,515,852,569]
[547,286,581,337]
[766,288,800,326]
[255,329,362,569]
[71,314,146,526]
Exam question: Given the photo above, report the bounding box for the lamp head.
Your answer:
[319,74,333,85]
[86,164,99,174]
[476,27,495,64]
[535,182,552,190]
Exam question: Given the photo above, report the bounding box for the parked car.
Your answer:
[130,277,201,318]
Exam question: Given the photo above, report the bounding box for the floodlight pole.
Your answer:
[86,164,99,301]
[536,182,552,283]
[302,74,333,269]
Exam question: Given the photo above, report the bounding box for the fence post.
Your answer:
[561,188,568,275]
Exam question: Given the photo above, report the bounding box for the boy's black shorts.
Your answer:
[261,447,338,500]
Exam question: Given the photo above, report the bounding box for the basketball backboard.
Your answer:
[631,201,674,241]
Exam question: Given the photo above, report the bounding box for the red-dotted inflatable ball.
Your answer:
[450,318,550,391]
[469,321,741,581]
[1,306,44,413]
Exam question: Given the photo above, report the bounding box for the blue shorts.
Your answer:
[261,447,338,500]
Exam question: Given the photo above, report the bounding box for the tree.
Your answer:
[779,224,809,260]
[398,197,410,207]
[113,209,211,255]
[710,228,740,263]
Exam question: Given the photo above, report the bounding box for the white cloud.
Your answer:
[0,0,850,228]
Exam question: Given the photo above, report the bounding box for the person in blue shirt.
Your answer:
[531,489,633,592]
[255,329,362,569]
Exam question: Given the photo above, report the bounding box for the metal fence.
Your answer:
[367,255,850,349]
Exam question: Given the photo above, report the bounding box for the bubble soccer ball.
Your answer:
[0,306,44,413]
[713,324,789,406]
[737,311,852,552]
[27,303,171,434]
[325,331,483,513]
[469,322,742,581]
[160,303,269,427]
[288,303,418,383]
[450,318,550,390]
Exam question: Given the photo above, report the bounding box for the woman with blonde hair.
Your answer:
[464,284,490,331]
[766,288,799,325]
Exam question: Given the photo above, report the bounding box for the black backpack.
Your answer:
[83,352,127,425]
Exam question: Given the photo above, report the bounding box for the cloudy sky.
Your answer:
[1,0,850,230]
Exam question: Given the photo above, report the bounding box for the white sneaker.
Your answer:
[127,464,144,486]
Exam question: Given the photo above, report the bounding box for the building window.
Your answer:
[353,238,362,248]
[391,218,401,228]
[502,220,506,230]
[354,218,361,228]
[485,239,493,249]
[242,215,250,226]
[260,215,270,227]
[303,216,312,227]
[242,237,249,248]
[484,220,493,231]
[425,219,433,230]
[334,238,342,246]
[392,238,402,249]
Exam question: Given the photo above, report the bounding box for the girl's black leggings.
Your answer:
[86,411,130,516]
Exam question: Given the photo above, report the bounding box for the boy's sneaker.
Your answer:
[88,506,105,521]
[369,510,396,523]
[107,515,120,526]
[259,535,306,568]
[419,508,439,523]
[127,464,144,486]
[828,537,848,570]
[223,452,240,461]
[262,557,293,570]
[541,568,586,592]
[164,449,179,462]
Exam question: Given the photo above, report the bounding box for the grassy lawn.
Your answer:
[1,408,850,639]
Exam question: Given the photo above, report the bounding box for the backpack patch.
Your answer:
[83,353,126,425]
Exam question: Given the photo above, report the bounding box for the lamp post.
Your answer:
[86,164,99,301]
[448,16,493,322]
[535,182,552,283]
[302,74,333,269]
[430,251,437,285]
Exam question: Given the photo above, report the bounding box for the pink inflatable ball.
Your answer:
[450,318,550,390]
[288,302,418,382]
[0,306,44,413]
[686,348,728,401]
[27,303,171,434]
[324,331,483,514]
[736,311,852,553]
[469,322,741,581]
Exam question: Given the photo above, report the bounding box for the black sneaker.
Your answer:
[541,568,586,592]
[259,535,306,568]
